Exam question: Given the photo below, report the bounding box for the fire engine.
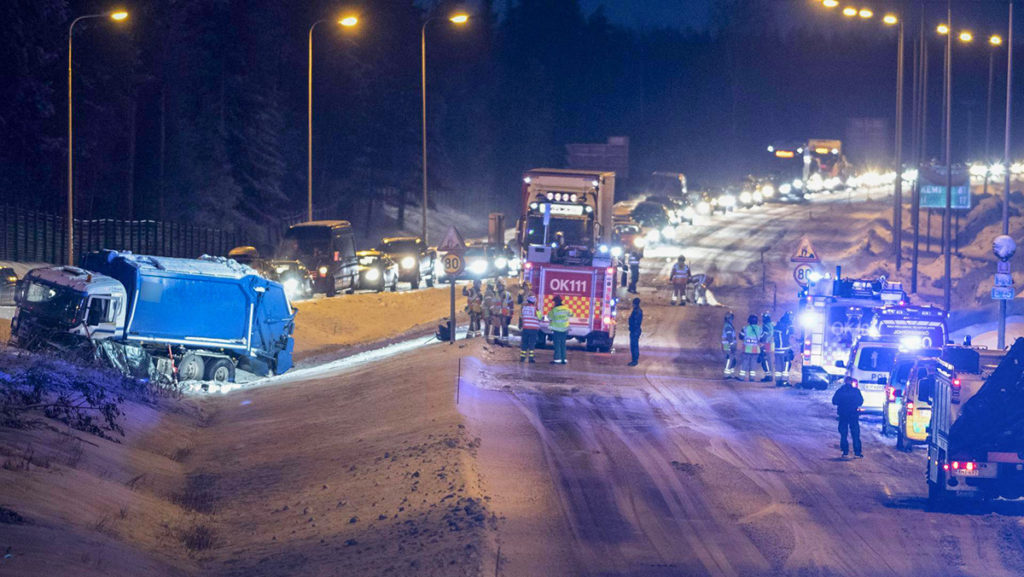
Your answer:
[518,169,617,352]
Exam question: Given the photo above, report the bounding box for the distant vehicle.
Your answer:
[265,259,315,301]
[12,251,294,383]
[644,195,688,225]
[883,349,941,436]
[227,245,261,267]
[838,336,901,412]
[354,250,398,292]
[0,266,17,305]
[896,357,940,450]
[458,243,510,281]
[278,220,359,297]
[926,345,1021,508]
[379,236,436,289]
[613,224,645,255]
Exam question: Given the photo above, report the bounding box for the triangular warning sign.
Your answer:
[438,225,467,252]
[790,236,820,263]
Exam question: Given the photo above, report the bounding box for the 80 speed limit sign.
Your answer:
[443,252,465,276]
[793,264,815,287]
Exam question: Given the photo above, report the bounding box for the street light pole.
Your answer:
[308,19,323,223]
[943,1,952,313]
[912,1,928,294]
[421,20,429,246]
[999,0,1014,349]
[67,11,128,267]
[894,14,905,270]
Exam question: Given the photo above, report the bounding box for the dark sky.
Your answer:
[579,0,713,30]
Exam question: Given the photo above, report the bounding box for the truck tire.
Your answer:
[927,476,947,511]
[326,281,337,297]
[205,358,235,383]
[178,353,205,382]
[426,273,434,288]
[412,276,420,290]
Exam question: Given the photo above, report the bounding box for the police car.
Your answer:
[838,336,902,413]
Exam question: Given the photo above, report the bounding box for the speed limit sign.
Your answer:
[443,252,465,276]
[793,264,814,287]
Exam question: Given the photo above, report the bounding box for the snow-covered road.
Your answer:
[457,191,1024,577]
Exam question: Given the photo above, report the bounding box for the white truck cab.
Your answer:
[13,266,127,344]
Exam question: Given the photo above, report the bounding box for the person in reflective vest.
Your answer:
[739,314,761,381]
[759,312,775,382]
[669,256,690,306]
[519,295,541,363]
[773,311,794,386]
[548,295,571,364]
[482,285,496,343]
[462,280,483,338]
[497,281,514,344]
[721,311,737,378]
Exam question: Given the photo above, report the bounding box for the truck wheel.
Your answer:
[205,358,235,383]
[326,281,337,297]
[412,277,420,290]
[927,476,947,511]
[427,274,434,288]
[178,353,205,382]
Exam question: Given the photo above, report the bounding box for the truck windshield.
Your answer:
[279,227,331,260]
[21,280,84,322]
[380,239,419,254]
[524,216,590,247]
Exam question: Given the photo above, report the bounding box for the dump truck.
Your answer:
[10,250,295,384]
[926,342,1024,507]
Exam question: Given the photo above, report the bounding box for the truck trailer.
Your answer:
[11,250,295,384]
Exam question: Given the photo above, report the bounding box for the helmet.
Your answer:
[678,255,686,262]
[762,312,771,322]
[526,295,536,304]
[748,315,758,324]
[724,311,734,321]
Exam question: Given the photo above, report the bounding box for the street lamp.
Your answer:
[68,9,129,266]
[859,8,873,19]
[822,0,839,7]
[308,15,359,222]
[420,12,470,245]
[958,31,973,43]
[843,7,857,18]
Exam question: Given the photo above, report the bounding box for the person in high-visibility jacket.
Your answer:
[739,314,761,381]
[519,295,541,363]
[548,295,571,364]
[773,311,794,386]
[497,281,514,344]
[759,312,775,382]
[721,311,737,378]
[669,256,690,306]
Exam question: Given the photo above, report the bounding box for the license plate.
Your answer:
[955,469,980,477]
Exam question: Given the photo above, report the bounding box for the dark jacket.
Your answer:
[831,384,864,418]
[629,306,643,334]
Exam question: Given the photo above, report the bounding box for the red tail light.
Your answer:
[886,386,896,402]
[905,401,914,416]
[952,461,959,469]
[966,462,975,472]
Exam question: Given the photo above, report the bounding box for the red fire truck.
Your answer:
[518,169,617,352]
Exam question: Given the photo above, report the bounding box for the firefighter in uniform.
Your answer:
[497,281,513,344]
[548,295,571,364]
[759,312,775,382]
[462,280,483,338]
[721,311,737,378]
[519,295,541,362]
[482,285,496,342]
[739,314,761,381]
[487,284,504,344]
[773,311,794,386]
[669,256,690,305]
[627,251,641,294]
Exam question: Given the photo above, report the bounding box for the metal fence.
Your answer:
[0,205,243,265]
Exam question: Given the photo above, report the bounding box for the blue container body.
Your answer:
[82,250,294,374]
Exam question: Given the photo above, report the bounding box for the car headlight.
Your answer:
[365,268,380,281]
[510,258,521,270]
[318,265,329,276]
[610,246,622,257]
[697,201,711,215]
[400,256,416,269]
[645,229,661,244]
[682,206,696,218]
[739,191,752,204]
[761,184,775,197]
[633,237,646,248]
[283,278,299,294]
[720,194,736,208]
[469,260,488,275]
[494,257,508,269]
[753,191,763,203]
[779,183,792,195]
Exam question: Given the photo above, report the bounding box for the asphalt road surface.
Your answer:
[459,193,1024,577]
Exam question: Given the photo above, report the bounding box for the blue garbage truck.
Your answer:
[11,250,295,383]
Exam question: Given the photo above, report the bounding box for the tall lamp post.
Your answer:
[308,15,359,222]
[999,1,1015,350]
[67,10,129,266]
[884,12,905,270]
[421,12,469,245]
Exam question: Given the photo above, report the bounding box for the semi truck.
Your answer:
[518,169,618,352]
[926,342,1024,507]
[10,250,295,384]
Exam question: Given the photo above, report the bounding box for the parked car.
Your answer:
[453,243,509,281]
[278,220,359,297]
[0,267,17,306]
[354,250,398,292]
[265,259,315,301]
[379,236,436,289]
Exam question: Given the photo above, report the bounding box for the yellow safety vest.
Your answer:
[549,305,571,332]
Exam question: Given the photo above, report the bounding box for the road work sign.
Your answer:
[791,236,820,263]
[438,225,467,252]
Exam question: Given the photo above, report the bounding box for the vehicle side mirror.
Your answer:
[835,360,845,368]
[878,376,887,385]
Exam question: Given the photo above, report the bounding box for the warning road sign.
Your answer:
[438,225,467,252]
[790,236,820,263]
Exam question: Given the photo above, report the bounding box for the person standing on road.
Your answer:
[482,284,496,343]
[462,280,483,338]
[759,312,775,383]
[499,282,514,344]
[627,298,643,366]
[773,312,794,386]
[739,315,761,382]
[519,295,541,363]
[721,311,737,379]
[548,295,571,364]
[488,284,505,344]
[669,256,690,306]
[627,251,641,294]
[832,376,864,458]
